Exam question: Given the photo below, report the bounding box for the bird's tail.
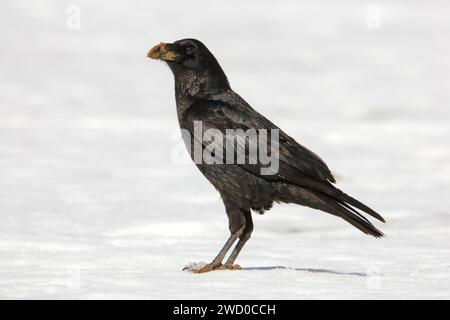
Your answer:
[277,183,385,238]
[313,191,384,238]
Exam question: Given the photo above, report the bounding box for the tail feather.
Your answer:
[338,201,371,224]
[289,177,386,223]
[338,191,385,223]
[277,183,385,238]
[316,192,384,238]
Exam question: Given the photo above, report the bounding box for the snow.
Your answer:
[0,0,449,299]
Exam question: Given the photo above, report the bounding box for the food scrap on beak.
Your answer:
[147,42,177,61]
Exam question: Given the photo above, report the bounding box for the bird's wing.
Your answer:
[184,98,335,184]
[183,98,385,223]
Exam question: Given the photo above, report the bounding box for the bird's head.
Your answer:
[148,39,229,93]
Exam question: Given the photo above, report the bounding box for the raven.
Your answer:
[148,39,385,273]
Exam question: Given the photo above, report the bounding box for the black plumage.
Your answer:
[148,39,385,273]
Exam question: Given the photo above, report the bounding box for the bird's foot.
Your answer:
[217,264,242,271]
[183,262,241,273]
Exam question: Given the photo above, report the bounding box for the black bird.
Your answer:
[148,39,385,273]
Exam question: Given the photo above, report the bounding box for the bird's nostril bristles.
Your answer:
[148,42,177,61]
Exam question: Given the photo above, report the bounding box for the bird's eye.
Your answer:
[185,46,195,55]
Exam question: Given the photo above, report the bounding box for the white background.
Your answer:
[0,0,449,299]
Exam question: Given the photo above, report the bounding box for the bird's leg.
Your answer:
[224,209,253,268]
[211,233,239,266]
[191,201,245,273]
[191,231,241,273]
[223,235,250,268]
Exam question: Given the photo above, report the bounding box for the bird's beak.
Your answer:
[147,42,177,61]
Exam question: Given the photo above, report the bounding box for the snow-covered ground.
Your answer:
[0,0,449,299]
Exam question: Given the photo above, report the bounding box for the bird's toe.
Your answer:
[191,263,220,273]
[186,262,241,273]
[221,264,241,271]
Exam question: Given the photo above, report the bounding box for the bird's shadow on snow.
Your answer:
[242,266,368,277]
